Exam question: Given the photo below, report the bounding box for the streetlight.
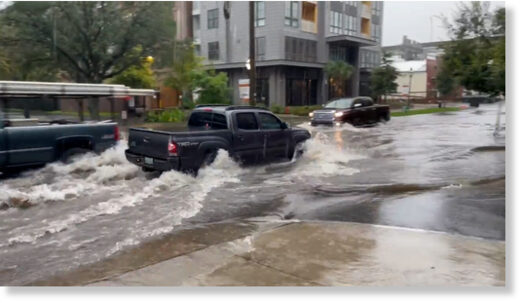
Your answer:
[245,58,251,70]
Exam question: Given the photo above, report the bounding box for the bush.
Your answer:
[145,108,186,122]
[269,104,284,114]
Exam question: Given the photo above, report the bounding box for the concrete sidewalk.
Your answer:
[89,221,505,287]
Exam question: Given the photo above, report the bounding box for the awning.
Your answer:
[0,81,156,97]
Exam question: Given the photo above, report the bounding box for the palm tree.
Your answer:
[324,60,354,98]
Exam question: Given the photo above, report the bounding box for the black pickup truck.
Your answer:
[0,110,120,173]
[125,105,311,173]
[309,97,390,126]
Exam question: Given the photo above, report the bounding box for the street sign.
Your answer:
[239,79,250,103]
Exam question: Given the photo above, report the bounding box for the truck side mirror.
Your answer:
[281,122,288,129]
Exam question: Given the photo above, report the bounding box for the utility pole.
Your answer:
[249,1,256,106]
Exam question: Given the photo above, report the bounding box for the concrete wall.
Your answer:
[395,71,427,98]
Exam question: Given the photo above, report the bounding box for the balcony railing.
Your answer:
[301,20,317,33]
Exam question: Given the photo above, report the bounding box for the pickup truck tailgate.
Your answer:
[128,128,170,159]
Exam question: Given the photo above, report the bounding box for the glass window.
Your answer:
[188,112,213,128]
[207,8,218,29]
[325,98,354,109]
[330,11,342,34]
[212,113,228,129]
[256,37,266,58]
[208,42,219,60]
[255,1,265,27]
[285,1,299,27]
[236,113,258,130]
[259,113,282,130]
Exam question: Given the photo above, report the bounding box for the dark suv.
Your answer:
[309,97,390,126]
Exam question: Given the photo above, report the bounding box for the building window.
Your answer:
[330,11,342,34]
[285,1,299,27]
[255,1,265,27]
[256,37,266,60]
[207,8,218,29]
[194,44,201,56]
[285,36,317,62]
[343,14,358,35]
[208,42,219,60]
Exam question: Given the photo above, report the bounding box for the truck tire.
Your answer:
[60,148,91,164]
[142,167,155,173]
[380,112,390,122]
[292,142,305,160]
[200,150,217,169]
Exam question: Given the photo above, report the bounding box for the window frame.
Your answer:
[285,1,299,27]
[207,8,218,29]
[258,112,283,130]
[236,112,260,131]
[254,1,266,27]
[208,41,220,61]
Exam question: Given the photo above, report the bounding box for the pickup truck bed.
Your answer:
[126,105,311,173]
[0,116,119,172]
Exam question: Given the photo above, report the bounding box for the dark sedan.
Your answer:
[309,97,390,127]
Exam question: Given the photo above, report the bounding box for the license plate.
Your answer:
[144,157,154,165]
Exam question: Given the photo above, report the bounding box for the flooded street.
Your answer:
[0,103,505,285]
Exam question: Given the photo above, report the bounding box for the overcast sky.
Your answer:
[382,1,505,46]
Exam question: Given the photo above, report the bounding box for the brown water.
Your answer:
[0,103,505,285]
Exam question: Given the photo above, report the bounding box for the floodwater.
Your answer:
[0,103,505,285]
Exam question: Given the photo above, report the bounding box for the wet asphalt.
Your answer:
[0,103,506,285]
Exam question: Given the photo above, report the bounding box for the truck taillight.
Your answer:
[168,141,178,156]
[114,125,120,141]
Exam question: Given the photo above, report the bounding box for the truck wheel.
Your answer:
[292,142,305,160]
[200,150,217,168]
[380,112,390,122]
[60,148,91,164]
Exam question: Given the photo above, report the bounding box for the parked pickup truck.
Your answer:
[309,97,390,126]
[0,110,120,172]
[125,105,311,173]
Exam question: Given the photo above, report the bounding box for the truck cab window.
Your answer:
[236,113,258,130]
[212,113,228,129]
[188,112,213,129]
[259,113,282,129]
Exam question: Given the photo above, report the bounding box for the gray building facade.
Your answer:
[193,1,383,106]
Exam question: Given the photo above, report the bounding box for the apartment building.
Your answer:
[191,1,383,106]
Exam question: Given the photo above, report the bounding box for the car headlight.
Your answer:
[334,111,343,117]
[309,112,314,117]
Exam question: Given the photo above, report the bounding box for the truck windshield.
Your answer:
[324,98,354,109]
[188,112,228,130]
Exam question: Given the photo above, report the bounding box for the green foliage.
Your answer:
[165,41,204,101]
[193,69,231,104]
[108,60,156,89]
[0,2,175,82]
[438,3,505,96]
[391,107,460,117]
[145,108,186,123]
[370,53,399,101]
[269,104,284,114]
[324,60,354,97]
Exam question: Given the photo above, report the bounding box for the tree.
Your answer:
[108,57,156,89]
[193,69,232,104]
[370,53,399,102]
[165,41,204,106]
[324,60,354,97]
[438,2,505,96]
[0,1,174,118]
